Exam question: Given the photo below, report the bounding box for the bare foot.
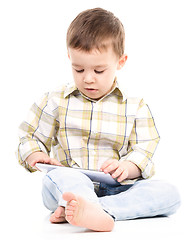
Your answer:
[62,192,114,232]
[50,206,67,223]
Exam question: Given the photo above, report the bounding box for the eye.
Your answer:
[75,69,84,73]
[94,70,104,74]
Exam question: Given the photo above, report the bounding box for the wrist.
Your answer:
[26,151,44,166]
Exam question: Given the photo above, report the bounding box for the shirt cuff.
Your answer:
[17,140,48,172]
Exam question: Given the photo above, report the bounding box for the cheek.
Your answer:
[99,78,113,92]
[72,72,81,83]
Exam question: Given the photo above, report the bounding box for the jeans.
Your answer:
[42,168,181,221]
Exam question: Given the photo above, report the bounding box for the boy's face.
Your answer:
[68,46,127,100]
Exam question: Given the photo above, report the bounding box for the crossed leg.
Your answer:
[50,192,114,232]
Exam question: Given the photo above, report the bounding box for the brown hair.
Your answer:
[66,8,125,58]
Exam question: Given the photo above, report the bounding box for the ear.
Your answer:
[67,49,71,59]
[68,52,70,59]
[117,54,128,70]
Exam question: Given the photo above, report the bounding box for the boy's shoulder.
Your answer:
[46,82,77,100]
[34,84,74,110]
[115,83,148,115]
[48,83,69,95]
[115,81,143,104]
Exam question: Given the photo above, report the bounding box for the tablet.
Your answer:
[36,163,119,186]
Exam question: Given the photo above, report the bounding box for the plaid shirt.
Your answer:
[17,80,160,184]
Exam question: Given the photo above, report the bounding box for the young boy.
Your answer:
[17,8,180,232]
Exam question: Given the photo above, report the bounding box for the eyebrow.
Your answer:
[72,64,83,68]
[72,63,108,68]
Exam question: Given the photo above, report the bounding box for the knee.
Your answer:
[136,179,181,210]
[46,167,94,189]
[150,180,181,214]
[156,180,181,203]
[163,181,181,213]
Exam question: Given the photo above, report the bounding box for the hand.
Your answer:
[26,151,62,170]
[100,160,141,182]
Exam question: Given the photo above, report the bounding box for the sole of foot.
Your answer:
[62,192,114,232]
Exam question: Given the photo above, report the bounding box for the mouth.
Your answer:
[85,88,98,93]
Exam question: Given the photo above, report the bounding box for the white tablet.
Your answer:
[36,163,119,186]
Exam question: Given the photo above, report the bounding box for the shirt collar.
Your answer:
[113,80,127,102]
[64,78,127,102]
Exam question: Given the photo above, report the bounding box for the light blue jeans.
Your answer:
[42,168,181,221]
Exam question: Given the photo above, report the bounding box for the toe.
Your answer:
[65,210,74,216]
[65,215,73,222]
[63,192,77,202]
[66,205,75,211]
[66,200,77,209]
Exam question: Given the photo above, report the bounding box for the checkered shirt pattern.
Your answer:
[17,81,160,184]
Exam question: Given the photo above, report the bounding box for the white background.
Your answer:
[0,0,190,239]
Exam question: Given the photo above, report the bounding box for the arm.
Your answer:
[16,92,59,172]
[101,99,160,183]
[123,100,160,179]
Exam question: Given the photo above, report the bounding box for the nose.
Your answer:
[83,72,95,84]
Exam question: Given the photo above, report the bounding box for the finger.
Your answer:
[43,157,52,164]
[112,167,123,179]
[50,158,62,166]
[39,157,62,166]
[117,170,129,182]
[100,160,114,171]
[31,157,52,167]
[32,158,50,169]
[103,161,119,174]
[30,159,41,167]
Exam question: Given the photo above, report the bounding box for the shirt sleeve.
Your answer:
[120,99,160,182]
[16,92,58,172]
